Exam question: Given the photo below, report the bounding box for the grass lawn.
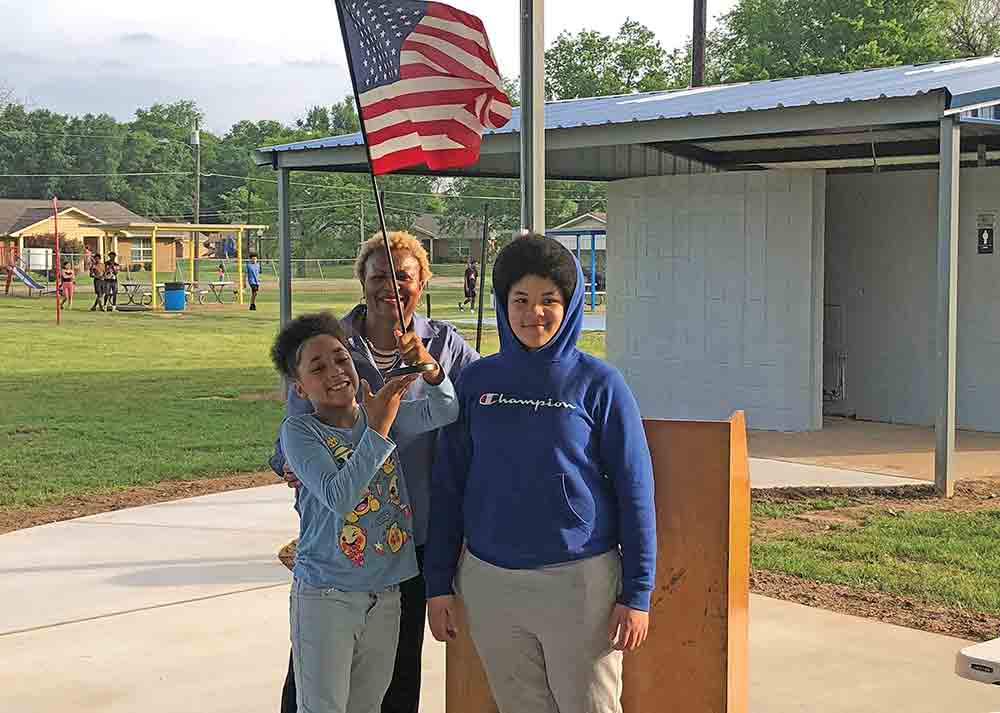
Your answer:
[753,490,1000,618]
[1,278,604,510]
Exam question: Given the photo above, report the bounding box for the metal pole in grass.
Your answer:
[52,197,61,325]
[476,203,489,353]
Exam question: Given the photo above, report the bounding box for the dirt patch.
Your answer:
[0,471,282,535]
[751,569,1000,642]
[753,479,1000,640]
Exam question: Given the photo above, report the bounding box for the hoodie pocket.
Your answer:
[558,471,596,529]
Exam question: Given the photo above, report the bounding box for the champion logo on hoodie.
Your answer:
[479,392,577,412]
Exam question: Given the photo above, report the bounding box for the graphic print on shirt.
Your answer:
[324,432,413,567]
[339,523,367,567]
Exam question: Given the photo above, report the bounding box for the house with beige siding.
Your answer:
[0,199,178,272]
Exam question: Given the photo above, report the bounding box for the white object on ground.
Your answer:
[956,637,1000,685]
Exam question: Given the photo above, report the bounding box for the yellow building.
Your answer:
[0,199,181,272]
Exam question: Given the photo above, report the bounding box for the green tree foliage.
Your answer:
[944,0,1000,56]
[716,0,956,82]
[545,19,671,99]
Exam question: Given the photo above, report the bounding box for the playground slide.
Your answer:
[11,265,46,292]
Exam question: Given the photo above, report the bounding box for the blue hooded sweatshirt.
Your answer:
[424,253,657,611]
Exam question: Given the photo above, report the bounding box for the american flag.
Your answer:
[337,0,512,175]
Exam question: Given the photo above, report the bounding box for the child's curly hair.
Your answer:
[271,312,348,380]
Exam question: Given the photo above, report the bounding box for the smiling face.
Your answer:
[507,274,566,350]
[362,249,424,328]
[293,334,360,412]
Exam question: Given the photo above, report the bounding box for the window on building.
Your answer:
[131,238,152,264]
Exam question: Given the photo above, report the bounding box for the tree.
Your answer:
[944,0,1000,56]
[545,19,671,100]
[716,0,955,82]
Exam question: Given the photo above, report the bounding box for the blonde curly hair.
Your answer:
[355,231,433,285]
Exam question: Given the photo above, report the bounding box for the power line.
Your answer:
[0,171,190,178]
[206,172,605,202]
[148,198,363,221]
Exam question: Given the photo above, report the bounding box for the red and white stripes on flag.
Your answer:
[357,2,512,175]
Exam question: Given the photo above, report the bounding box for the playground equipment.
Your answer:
[79,222,267,310]
[3,246,55,297]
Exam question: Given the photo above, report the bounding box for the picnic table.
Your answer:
[146,282,195,306]
[120,282,144,306]
[204,281,235,304]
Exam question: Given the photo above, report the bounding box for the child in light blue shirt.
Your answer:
[273,311,457,713]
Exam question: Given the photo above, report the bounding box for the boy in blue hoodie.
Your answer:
[425,235,656,713]
[273,312,459,713]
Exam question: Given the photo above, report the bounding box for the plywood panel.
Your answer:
[446,417,749,713]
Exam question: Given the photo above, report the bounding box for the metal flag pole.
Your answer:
[475,202,489,353]
[333,0,407,331]
[52,197,61,325]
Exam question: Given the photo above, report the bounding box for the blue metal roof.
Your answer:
[259,57,1000,155]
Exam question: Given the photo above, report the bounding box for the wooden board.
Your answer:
[446,415,749,713]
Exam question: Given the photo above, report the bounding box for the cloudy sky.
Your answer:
[1,0,737,133]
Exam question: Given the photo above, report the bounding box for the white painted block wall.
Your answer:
[827,168,1000,431]
[607,171,825,432]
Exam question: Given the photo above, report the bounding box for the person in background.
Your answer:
[218,263,226,282]
[426,235,657,713]
[59,261,75,309]
[103,251,120,312]
[89,253,106,312]
[271,231,479,713]
[246,253,261,311]
[458,258,478,312]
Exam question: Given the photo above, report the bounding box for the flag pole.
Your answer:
[52,197,61,325]
[333,0,407,332]
[475,202,488,353]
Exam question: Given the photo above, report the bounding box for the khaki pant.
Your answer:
[456,550,624,713]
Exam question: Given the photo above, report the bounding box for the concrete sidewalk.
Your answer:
[749,457,919,488]
[2,484,995,712]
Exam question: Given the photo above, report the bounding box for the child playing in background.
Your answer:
[272,312,458,713]
[217,263,225,282]
[59,261,75,309]
[246,253,261,311]
[103,251,120,312]
[89,253,105,312]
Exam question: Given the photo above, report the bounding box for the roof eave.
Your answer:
[256,92,948,177]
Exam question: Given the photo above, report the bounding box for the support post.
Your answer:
[237,228,245,305]
[278,168,293,328]
[189,232,196,287]
[520,0,545,232]
[936,115,960,498]
[151,227,159,310]
[591,234,597,312]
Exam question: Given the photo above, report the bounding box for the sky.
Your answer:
[0,0,738,134]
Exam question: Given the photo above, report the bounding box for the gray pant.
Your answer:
[290,578,401,713]
[457,550,624,713]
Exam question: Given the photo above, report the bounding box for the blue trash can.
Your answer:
[163,282,186,311]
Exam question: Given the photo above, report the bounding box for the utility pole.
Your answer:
[191,120,201,253]
[692,0,708,87]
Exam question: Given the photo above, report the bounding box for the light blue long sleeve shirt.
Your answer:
[280,376,458,591]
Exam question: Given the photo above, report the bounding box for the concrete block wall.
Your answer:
[826,168,1000,431]
[607,171,825,432]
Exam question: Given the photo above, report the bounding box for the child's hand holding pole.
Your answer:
[362,375,420,438]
